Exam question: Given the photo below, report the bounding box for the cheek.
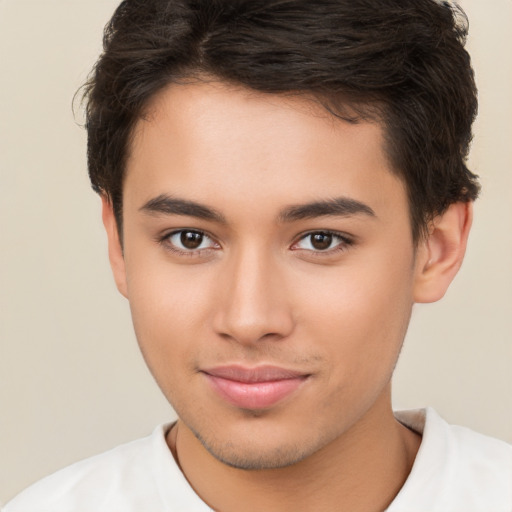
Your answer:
[298,253,415,381]
[126,277,209,408]
[124,256,215,370]
[298,273,413,425]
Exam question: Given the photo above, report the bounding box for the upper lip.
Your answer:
[202,365,309,383]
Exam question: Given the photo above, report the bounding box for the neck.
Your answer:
[167,389,420,512]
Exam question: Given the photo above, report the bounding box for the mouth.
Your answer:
[201,365,310,410]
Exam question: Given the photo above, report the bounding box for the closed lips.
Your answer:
[202,365,310,409]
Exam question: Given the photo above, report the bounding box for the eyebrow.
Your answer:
[278,197,376,222]
[140,194,375,224]
[140,194,227,223]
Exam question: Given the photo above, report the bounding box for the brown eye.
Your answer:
[181,231,203,249]
[166,230,217,252]
[293,231,352,254]
[310,232,333,250]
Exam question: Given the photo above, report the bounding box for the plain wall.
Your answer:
[1,0,511,505]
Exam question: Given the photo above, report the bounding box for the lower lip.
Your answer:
[204,374,308,410]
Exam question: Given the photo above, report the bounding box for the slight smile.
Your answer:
[202,365,311,410]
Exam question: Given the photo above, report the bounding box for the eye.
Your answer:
[165,230,218,252]
[292,231,351,252]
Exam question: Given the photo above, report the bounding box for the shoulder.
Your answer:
[2,424,181,512]
[445,418,512,491]
[391,408,512,511]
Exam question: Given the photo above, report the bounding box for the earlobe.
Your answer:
[101,195,128,298]
[413,202,473,303]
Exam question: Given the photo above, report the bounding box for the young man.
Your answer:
[4,0,511,511]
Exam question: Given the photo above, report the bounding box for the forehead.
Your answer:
[125,81,406,224]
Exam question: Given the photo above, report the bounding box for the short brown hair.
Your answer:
[83,0,479,241]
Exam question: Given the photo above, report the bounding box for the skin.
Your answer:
[102,81,472,511]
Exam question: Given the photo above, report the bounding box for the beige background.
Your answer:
[1,0,511,505]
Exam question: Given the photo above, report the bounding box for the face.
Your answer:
[114,81,422,469]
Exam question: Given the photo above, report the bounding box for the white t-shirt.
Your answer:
[3,408,512,512]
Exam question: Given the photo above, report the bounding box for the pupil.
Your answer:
[312,233,332,250]
[181,231,203,249]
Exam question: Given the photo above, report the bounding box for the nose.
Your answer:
[212,246,295,345]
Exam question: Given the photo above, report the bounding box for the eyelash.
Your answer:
[158,229,219,257]
[158,229,354,257]
[291,230,354,256]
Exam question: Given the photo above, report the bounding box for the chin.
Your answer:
[191,425,323,471]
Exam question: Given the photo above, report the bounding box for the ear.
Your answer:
[101,195,128,298]
[413,202,473,303]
